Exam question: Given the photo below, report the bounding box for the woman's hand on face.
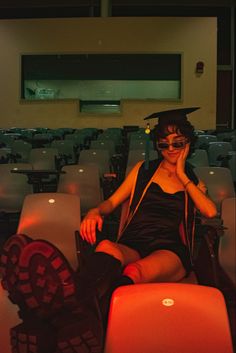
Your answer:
[176,143,190,178]
[79,208,103,245]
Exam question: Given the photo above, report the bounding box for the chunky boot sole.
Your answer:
[17,239,77,319]
[10,321,56,353]
[0,234,32,304]
[56,313,103,353]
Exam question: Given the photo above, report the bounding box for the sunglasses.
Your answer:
[157,139,188,150]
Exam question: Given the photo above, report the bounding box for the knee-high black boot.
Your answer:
[53,251,123,353]
[76,251,123,300]
[99,275,134,331]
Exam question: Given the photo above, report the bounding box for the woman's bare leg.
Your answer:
[95,240,141,266]
[95,241,186,283]
[123,249,187,283]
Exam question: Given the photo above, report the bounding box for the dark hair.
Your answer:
[151,117,198,156]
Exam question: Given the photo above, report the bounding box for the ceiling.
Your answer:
[0,0,234,19]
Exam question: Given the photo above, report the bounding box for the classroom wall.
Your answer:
[0,17,217,130]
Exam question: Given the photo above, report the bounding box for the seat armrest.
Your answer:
[194,224,221,287]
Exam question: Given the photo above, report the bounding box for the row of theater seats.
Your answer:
[1,127,236,179]
[0,126,235,222]
[1,126,235,171]
[0,192,235,353]
[0,126,235,352]
[0,157,235,221]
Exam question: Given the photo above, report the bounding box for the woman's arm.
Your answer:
[176,145,217,218]
[79,161,142,244]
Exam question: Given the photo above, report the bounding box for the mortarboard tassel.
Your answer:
[144,123,151,170]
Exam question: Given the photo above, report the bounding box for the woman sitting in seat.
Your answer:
[1,107,217,353]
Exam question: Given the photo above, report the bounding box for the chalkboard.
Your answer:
[22,54,181,81]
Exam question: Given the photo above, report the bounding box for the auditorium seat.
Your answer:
[194,134,217,149]
[79,149,111,178]
[126,150,158,175]
[29,147,59,170]
[207,141,232,167]
[0,134,16,148]
[57,164,103,216]
[194,166,235,213]
[228,151,236,182]
[97,130,122,146]
[51,139,77,164]
[104,283,234,353]
[0,148,10,163]
[17,193,81,271]
[0,163,33,214]
[231,135,236,150]
[65,132,87,150]
[11,140,32,163]
[31,132,54,148]
[90,139,116,158]
[128,130,147,143]
[129,138,155,151]
[187,149,209,167]
[218,197,236,287]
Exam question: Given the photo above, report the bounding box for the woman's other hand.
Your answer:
[80,208,103,245]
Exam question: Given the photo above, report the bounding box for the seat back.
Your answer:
[90,140,116,157]
[0,148,10,163]
[126,150,158,175]
[129,139,154,150]
[195,134,217,149]
[208,142,232,166]
[79,149,110,177]
[230,135,236,150]
[51,140,76,164]
[0,134,16,148]
[11,140,32,162]
[219,197,236,286]
[228,151,236,182]
[187,149,209,167]
[65,131,89,149]
[194,167,235,213]
[104,283,234,353]
[17,193,81,270]
[0,163,33,213]
[97,131,122,146]
[57,164,103,216]
[29,147,59,169]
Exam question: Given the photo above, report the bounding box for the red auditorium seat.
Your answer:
[104,283,234,353]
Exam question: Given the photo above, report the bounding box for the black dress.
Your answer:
[118,182,192,272]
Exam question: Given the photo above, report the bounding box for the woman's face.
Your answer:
[157,127,189,164]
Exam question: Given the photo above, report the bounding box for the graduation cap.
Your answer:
[143,107,200,170]
[144,107,200,123]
